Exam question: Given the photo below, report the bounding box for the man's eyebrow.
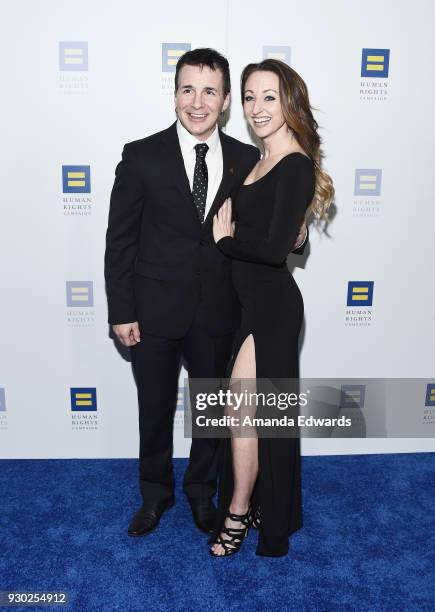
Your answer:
[180,84,218,91]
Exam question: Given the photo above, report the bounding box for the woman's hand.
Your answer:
[292,222,307,250]
[213,198,235,243]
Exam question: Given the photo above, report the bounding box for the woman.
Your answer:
[210,59,334,557]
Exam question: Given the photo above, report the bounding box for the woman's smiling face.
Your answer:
[243,70,286,139]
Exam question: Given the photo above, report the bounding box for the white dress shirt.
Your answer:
[176,120,223,221]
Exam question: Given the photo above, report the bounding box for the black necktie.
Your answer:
[192,143,209,223]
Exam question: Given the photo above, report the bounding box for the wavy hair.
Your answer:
[241,59,334,219]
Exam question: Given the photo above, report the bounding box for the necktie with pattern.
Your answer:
[192,143,209,223]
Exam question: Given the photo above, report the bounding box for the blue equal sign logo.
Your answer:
[62,165,91,193]
[162,43,191,72]
[59,42,88,71]
[262,46,291,65]
[361,48,390,78]
[177,389,184,412]
[66,281,94,307]
[340,385,366,409]
[70,388,97,411]
[354,169,382,196]
[0,388,6,412]
[347,281,374,307]
[425,384,435,407]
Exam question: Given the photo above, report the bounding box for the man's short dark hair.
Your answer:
[175,48,231,96]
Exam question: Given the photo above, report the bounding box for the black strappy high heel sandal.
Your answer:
[210,508,251,557]
[251,507,260,530]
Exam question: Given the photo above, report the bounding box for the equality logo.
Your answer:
[62,166,92,216]
[0,388,7,431]
[162,43,191,72]
[70,388,98,431]
[423,383,435,426]
[59,42,88,71]
[66,281,93,307]
[59,42,89,94]
[70,387,97,411]
[62,166,91,193]
[340,385,366,409]
[177,389,184,411]
[354,169,382,197]
[353,169,382,217]
[345,281,374,327]
[360,48,390,102]
[347,281,374,306]
[66,281,95,327]
[161,43,191,94]
[0,388,6,412]
[425,384,435,407]
[174,387,185,429]
[263,46,291,65]
[361,49,390,78]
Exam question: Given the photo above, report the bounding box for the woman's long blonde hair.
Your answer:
[241,59,334,219]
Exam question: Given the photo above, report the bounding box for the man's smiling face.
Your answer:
[175,64,230,141]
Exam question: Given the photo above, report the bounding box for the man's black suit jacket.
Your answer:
[105,122,260,339]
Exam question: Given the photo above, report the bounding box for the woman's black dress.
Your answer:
[214,152,315,557]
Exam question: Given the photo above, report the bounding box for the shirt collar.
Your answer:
[176,119,220,156]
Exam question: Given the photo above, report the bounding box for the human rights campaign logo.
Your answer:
[347,281,374,307]
[263,46,291,65]
[70,388,97,411]
[0,388,6,412]
[177,389,185,412]
[354,169,382,197]
[162,43,191,72]
[361,49,390,78]
[341,385,366,409]
[425,384,435,407]
[62,166,91,193]
[174,388,186,428]
[59,42,88,71]
[66,281,94,307]
[0,388,7,430]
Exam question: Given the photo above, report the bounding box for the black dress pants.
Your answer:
[130,305,234,503]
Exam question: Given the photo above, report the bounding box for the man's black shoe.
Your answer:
[187,497,217,534]
[128,496,175,537]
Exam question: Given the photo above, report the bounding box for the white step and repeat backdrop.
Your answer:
[1,0,434,458]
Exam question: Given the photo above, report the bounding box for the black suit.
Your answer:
[105,122,260,503]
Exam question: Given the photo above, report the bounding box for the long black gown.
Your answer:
[213,152,315,557]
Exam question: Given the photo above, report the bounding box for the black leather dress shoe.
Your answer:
[187,497,217,534]
[128,496,175,537]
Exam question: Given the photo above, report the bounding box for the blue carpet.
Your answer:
[1,454,434,612]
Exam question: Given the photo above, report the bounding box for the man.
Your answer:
[104,48,307,537]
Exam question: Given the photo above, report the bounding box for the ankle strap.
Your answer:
[228,509,250,523]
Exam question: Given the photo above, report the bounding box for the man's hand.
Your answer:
[213,198,235,243]
[292,222,307,251]
[112,321,141,347]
